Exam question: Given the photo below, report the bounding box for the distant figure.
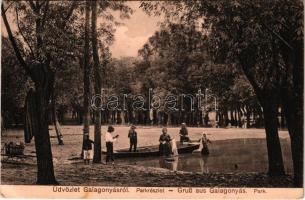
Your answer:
[201,133,212,155]
[159,127,172,156]
[105,126,119,164]
[83,134,94,165]
[241,115,246,129]
[128,125,137,152]
[179,123,190,143]
[204,113,209,127]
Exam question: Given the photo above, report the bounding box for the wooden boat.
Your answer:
[102,142,200,158]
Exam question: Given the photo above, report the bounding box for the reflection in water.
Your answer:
[118,138,293,174]
[159,156,179,172]
[200,155,209,174]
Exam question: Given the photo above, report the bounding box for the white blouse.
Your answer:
[105,132,116,143]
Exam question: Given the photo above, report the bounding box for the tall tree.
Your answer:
[2,2,57,184]
[2,0,78,184]
[91,0,102,163]
[140,0,303,186]
[81,0,91,155]
[83,0,132,158]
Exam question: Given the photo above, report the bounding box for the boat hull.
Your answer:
[102,142,200,158]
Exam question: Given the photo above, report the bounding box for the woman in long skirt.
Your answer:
[201,133,212,155]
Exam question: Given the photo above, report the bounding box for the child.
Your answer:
[201,133,212,155]
[83,134,94,164]
[128,125,137,152]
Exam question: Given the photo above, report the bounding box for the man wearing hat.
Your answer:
[105,125,119,164]
[128,125,137,152]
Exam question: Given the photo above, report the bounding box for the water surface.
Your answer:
[117,138,293,174]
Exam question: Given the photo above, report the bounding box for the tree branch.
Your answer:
[2,4,34,80]
[3,1,14,14]
[64,1,78,21]
[41,1,49,28]
[15,5,35,58]
[28,0,37,12]
[261,22,293,51]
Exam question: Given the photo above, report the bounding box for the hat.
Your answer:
[181,123,186,126]
[131,125,136,129]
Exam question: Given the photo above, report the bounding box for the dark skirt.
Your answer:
[159,143,171,156]
[201,145,209,155]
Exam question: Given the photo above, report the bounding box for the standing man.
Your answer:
[128,125,137,152]
[179,123,190,143]
[105,125,119,164]
[83,133,94,164]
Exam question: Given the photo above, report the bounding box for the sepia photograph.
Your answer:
[0,0,304,199]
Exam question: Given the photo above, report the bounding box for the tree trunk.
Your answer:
[81,0,91,156]
[246,106,251,128]
[260,95,285,176]
[51,91,64,145]
[224,108,229,126]
[283,91,303,186]
[2,5,57,185]
[91,0,102,163]
[281,40,304,187]
[167,112,172,126]
[33,65,58,185]
[229,109,234,126]
[283,96,303,187]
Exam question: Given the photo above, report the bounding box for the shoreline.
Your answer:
[1,127,293,187]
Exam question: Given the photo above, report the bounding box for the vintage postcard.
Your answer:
[0,0,304,199]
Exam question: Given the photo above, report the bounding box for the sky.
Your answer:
[107,1,161,58]
[1,1,161,59]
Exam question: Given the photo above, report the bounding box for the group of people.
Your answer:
[82,125,137,165]
[83,123,211,164]
[158,124,211,157]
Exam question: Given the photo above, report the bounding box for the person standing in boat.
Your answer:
[159,127,172,156]
[128,125,137,152]
[105,125,119,164]
[179,123,190,143]
[201,133,212,155]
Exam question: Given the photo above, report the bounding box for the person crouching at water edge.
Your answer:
[128,125,137,152]
[159,127,172,156]
[83,133,94,164]
[105,126,119,164]
[201,133,212,155]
